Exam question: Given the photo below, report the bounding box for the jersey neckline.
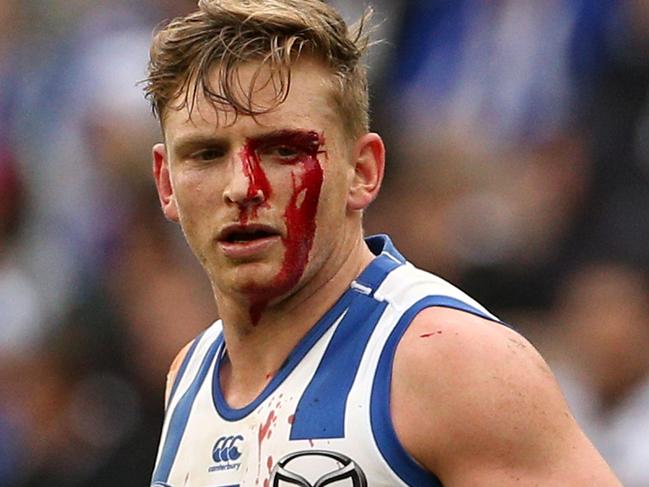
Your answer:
[211,234,405,421]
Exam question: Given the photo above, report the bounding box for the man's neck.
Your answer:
[214,234,375,409]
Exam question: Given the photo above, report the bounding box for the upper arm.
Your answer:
[391,307,621,486]
[164,340,195,408]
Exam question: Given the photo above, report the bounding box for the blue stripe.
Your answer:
[354,254,403,297]
[370,296,501,487]
[365,234,406,264]
[152,336,220,484]
[290,295,388,439]
[212,292,354,420]
[166,331,205,409]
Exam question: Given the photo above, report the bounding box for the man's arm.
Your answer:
[391,307,621,486]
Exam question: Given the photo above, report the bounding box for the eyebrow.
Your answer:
[170,134,229,154]
[247,129,325,151]
[172,128,322,150]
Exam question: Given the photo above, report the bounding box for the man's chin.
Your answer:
[230,270,298,305]
[223,264,282,294]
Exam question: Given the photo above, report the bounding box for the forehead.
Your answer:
[162,58,342,142]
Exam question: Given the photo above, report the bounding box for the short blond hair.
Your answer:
[144,0,373,138]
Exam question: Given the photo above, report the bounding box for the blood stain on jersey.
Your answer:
[258,410,276,447]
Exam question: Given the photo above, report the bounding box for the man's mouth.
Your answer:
[219,225,281,244]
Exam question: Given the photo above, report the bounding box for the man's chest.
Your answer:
[167,388,369,487]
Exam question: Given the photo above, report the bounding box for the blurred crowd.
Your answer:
[1,1,648,485]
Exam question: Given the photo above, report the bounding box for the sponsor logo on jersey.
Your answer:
[270,449,367,486]
[208,435,244,473]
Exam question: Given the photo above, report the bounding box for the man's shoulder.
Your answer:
[164,339,197,406]
[391,307,581,477]
[164,320,223,406]
[389,306,621,485]
[393,306,542,401]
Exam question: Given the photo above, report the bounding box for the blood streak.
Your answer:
[240,130,325,324]
[258,410,276,447]
[257,409,276,480]
[261,455,273,487]
[420,330,443,338]
[239,141,273,224]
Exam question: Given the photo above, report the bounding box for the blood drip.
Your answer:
[239,141,273,224]
[240,130,325,324]
[258,410,276,449]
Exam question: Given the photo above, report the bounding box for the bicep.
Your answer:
[441,403,620,486]
[391,308,621,486]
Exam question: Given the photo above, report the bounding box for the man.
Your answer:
[144,1,621,485]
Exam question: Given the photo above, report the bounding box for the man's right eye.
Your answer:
[191,148,226,161]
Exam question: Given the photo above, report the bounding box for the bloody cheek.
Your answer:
[243,131,325,324]
[275,144,323,290]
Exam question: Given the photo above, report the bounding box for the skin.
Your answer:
[154,57,620,485]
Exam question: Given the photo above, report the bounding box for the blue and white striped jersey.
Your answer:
[151,234,499,487]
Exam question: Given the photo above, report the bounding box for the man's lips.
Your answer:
[217,223,282,244]
[217,224,282,259]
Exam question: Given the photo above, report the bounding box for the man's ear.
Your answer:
[347,133,385,211]
[153,143,179,222]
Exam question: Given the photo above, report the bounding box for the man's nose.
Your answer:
[223,156,265,208]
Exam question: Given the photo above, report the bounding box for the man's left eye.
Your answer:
[271,146,299,158]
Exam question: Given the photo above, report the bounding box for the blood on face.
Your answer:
[238,129,325,324]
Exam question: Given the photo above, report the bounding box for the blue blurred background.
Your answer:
[1,1,648,485]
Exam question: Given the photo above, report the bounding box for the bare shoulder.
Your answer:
[164,339,196,407]
[391,306,620,486]
[393,307,552,404]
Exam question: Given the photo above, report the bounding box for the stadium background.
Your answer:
[1,1,648,485]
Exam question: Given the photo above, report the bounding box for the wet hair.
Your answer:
[144,0,373,138]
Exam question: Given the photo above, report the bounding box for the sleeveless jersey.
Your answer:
[151,234,500,487]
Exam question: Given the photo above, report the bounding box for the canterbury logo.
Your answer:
[270,450,367,487]
[212,435,244,463]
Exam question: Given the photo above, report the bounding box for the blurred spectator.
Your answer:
[380,0,616,146]
[367,0,649,314]
[365,131,591,310]
[1,3,47,484]
[576,0,649,270]
[550,260,649,487]
[1,2,208,486]
[0,150,46,487]
[8,189,214,487]
[16,3,164,324]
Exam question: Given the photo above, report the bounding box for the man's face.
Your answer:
[154,59,358,315]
